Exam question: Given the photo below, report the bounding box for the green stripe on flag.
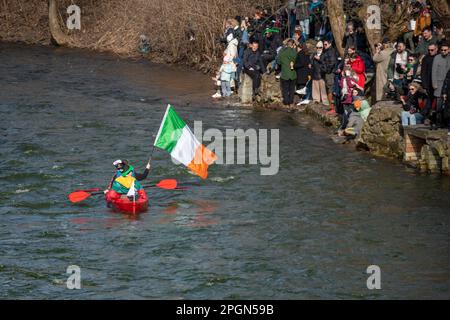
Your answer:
[154,105,186,153]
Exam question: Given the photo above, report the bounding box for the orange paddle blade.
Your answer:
[156,179,177,190]
[68,191,92,203]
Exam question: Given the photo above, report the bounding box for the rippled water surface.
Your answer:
[1,44,449,299]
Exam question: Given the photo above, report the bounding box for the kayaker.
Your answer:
[104,159,151,201]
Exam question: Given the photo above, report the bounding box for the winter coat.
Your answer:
[442,68,450,98]
[225,38,239,60]
[402,91,426,114]
[294,51,311,85]
[320,47,338,75]
[220,63,234,82]
[311,53,324,80]
[373,47,395,101]
[350,55,366,88]
[387,50,411,81]
[431,54,450,97]
[420,54,436,91]
[277,47,298,81]
[415,36,438,57]
[243,48,265,73]
[342,32,357,52]
[339,76,359,104]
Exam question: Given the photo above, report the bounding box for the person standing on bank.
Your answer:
[432,42,450,128]
[311,41,328,105]
[243,40,266,100]
[320,39,338,113]
[277,39,298,106]
[373,38,394,102]
[420,43,438,118]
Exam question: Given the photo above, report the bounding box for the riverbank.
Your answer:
[237,74,450,176]
[0,0,281,74]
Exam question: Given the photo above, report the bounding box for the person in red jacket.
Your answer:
[348,46,366,89]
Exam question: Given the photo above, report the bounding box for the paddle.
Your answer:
[68,179,179,203]
[142,179,177,190]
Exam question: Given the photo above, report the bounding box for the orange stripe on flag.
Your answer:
[187,144,217,179]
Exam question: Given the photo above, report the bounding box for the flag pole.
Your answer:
[147,104,170,168]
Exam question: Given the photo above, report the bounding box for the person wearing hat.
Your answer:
[343,89,371,138]
[292,26,306,45]
[373,37,394,102]
[104,160,151,199]
[261,28,281,73]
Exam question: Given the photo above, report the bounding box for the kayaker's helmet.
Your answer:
[113,159,126,172]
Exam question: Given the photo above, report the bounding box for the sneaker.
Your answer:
[297,99,310,105]
[275,75,281,80]
[212,92,222,99]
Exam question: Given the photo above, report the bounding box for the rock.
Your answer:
[258,74,282,104]
[238,73,253,104]
[359,102,404,159]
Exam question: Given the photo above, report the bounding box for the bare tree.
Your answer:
[48,0,69,45]
[328,0,346,57]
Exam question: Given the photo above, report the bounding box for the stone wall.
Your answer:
[239,84,450,175]
[359,101,404,159]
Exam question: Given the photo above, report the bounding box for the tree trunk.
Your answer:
[429,0,450,39]
[328,0,346,57]
[359,0,382,56]
[48,0,70,45]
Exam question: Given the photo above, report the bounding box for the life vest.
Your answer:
[112,165,142,194]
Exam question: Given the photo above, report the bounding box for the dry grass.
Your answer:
[1,0,284,72]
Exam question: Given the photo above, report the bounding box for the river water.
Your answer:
[0,43,449,299]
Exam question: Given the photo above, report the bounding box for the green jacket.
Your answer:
[276,47,297,81]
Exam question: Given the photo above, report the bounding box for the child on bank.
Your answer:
[212,53,236,98]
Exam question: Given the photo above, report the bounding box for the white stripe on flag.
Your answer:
[170,125,200,166]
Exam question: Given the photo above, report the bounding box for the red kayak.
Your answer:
[104,189,148,214]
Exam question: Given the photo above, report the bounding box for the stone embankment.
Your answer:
[239,73,450,175]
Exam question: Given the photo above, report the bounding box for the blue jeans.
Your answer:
[299,19,309,38]
[401,111,424,126]
[221,80,232,97]
[236,46,246,85]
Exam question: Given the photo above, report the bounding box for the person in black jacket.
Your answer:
[320,39,338,113]
[420,43,438,117]
[294,43,311,91]
[400,82,427,126]
[248,6,268,52]
[342,23,357,55]
[261,28,282,73]
[243,40,266,99]
[442,68,450,133]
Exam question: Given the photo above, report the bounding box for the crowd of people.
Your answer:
[211,1,450,136]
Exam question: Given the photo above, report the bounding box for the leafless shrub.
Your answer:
[1,0,283,73]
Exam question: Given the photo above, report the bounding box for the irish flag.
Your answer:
[154,105,217,179]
